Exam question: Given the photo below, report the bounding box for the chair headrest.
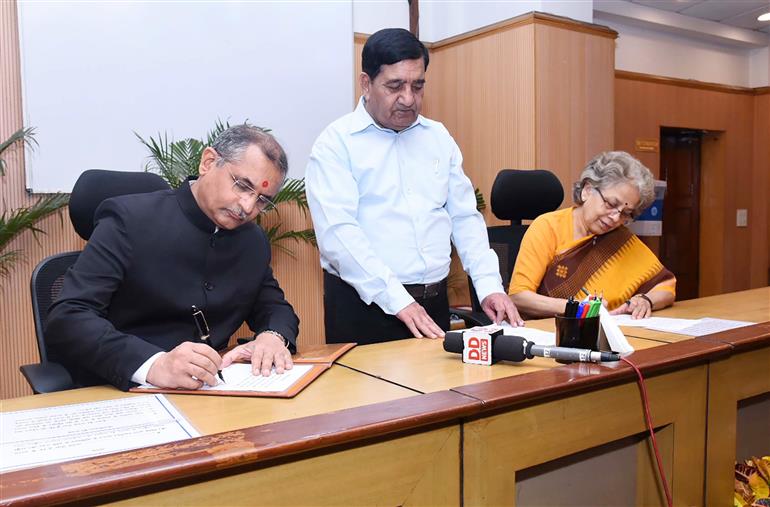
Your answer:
[69,170,171,240]
[490,169,564,221]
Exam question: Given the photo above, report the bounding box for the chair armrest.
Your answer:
[449,307,492,328]
[19,362,75,394]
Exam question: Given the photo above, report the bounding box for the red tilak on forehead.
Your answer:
[261,180,269,188]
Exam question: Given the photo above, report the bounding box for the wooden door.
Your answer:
[659,128,701,301]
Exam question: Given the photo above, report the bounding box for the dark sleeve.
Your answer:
[45,199,164,391]
[246,236,300,353]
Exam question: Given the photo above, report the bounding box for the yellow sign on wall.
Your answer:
[635,138,659,153]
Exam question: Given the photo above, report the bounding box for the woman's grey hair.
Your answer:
[211,124,289,178]
[572,151,655,215]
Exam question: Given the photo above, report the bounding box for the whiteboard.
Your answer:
[18,1,353,192]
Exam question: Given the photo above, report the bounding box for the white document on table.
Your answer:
[500,323,556,345]
[0,394,198,473]
[611,315,753,336]
[612,315,700,331]
[672,318,754,336]
[136,363,314,393]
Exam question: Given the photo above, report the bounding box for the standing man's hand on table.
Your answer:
[222,331,293,377]
[481,293,524,327]
[146,341,222,389]
[397,302,445,339]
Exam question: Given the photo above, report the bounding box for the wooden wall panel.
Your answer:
[423,24,537,226]
[700,133,726,297]
[0,1,324,399]
[753,92,770,284]
[615,75,766,296]
[534,23,615,196]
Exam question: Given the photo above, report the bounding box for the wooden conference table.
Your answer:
[1,288,768,506]
[616,287,770,506]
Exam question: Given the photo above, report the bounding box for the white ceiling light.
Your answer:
[757,12,770,22]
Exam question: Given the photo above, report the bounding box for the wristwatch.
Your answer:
[260,329,289,348]
[635,294,653,308]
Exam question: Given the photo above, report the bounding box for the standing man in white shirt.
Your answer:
[306,28,522,345]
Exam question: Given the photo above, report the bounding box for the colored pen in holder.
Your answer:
[557,295,602,357]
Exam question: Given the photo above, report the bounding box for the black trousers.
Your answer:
[323,271,450,345]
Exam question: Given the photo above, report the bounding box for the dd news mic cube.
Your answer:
[461,325,504,365]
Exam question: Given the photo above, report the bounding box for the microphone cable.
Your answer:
[621,356,673,507]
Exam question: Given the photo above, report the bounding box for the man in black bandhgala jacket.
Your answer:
[46,125,299,391]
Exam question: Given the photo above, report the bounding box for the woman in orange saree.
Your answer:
[509,151,675,319]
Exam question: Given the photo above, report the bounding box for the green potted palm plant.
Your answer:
[136,120,315,256]
[0,127,69,280]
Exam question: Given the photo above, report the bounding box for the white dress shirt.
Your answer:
[306,98,503,316]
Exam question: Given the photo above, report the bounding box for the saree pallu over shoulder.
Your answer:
[536,227,675,310]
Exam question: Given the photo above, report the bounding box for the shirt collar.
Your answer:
[348,97,426,135]
[176,176,222,234]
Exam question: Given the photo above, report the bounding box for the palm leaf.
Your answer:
[0,251,22,279]
[269,229,317,258]
[0,193,69,278]
[0,127,38,176]
[259,223,282,245]
[269,178,310,219]
[204,119,234,146]
[271,228,316,246]
[135,132,203,188]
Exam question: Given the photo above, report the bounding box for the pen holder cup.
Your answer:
[554,314,601,363]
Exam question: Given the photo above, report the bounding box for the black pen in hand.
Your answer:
[192,305,225,384]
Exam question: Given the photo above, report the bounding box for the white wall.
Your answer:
[749,46,770,88]
[595,14,760,88]
[421,1,539,42]
[19,1,354,192]
[353,0,408,34]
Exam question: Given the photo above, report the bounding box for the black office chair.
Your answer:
[452,169,564,327]
[20,170,170,393]
[20,252,81,393]
[69,169,171,240]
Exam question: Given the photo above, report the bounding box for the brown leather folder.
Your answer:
[129,343,356,398]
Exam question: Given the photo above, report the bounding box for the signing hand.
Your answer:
[481,293,524,326]
[396,302,445,339]
[221,332,293,377]
[146,341,222,389]
[609,295,652,319]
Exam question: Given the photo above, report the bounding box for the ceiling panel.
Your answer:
[629,0,770,34]
[631,0,705,13]
[678,0,769,22]
[723,5,770,30]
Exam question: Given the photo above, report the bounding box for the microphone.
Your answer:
[443,331,620,364]
[443,330,526,363]
[525,340,620,363]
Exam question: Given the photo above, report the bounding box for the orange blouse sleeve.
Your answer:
[508,214,560,295]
